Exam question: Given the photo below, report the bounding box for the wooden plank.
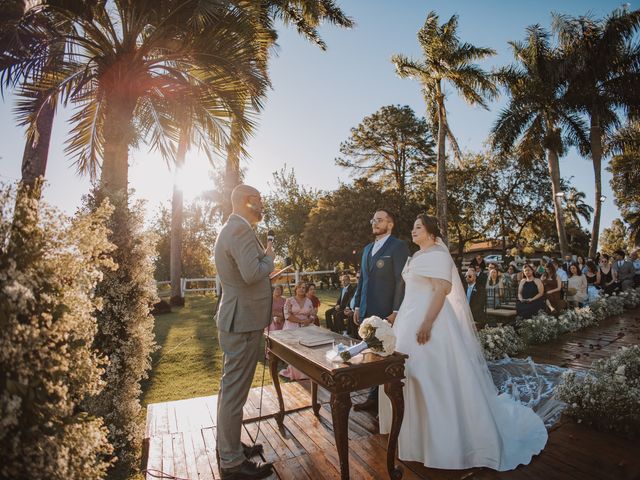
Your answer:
[201,427,221,480]
[145,436,163,480]
[156,402,170,435]
[161,433,175,479]
[172,433,190,480]
[273,455,313,479]
[243,420,279,464]
[204,395,218,428]
[181,430,201,480]
[168,402,179,434]
[185,430,214,480]
[145,403,156,439]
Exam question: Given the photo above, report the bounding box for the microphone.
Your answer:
[267,230,275,244]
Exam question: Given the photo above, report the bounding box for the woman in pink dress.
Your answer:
[279,282,317,380]
[266,285,286,332]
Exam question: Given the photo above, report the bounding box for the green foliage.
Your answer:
[152,200,218,281]
[0,186,114,479]
[302,178,422,267]
[262,167,320,270]
[609,121,640,246]
[84,193,157,476]
[336,104,435,196]
[600,218,630,254]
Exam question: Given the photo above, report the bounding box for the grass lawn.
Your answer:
[141,289,339,406]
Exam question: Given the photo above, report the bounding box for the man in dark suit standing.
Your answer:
[465,269,486,323]
[352,209,409,412]
[325,273,356,333]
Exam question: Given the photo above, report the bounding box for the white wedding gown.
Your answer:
[379,243,548,471]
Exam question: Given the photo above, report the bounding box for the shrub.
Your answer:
[84,194,157,475]
[0,187,115,479]
[556,345,640,437]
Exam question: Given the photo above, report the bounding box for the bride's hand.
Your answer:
[416,321,433,345]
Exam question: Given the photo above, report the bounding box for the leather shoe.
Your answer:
[353,398,378,412]
[242,442,264,458]
[220,459,273,480]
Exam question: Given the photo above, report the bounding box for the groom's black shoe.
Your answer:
[219,459,273,480]
[353,398,378,412]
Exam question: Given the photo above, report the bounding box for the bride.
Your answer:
[379,214,547,471]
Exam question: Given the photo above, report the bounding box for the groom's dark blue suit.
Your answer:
[354,235,409,320]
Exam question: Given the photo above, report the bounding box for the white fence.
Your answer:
[156,269,338,297]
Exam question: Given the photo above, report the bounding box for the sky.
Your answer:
[0,0,633,233]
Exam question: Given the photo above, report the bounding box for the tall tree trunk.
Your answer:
[547,148,569,257]
[222,115,242,222]
[170,129,188,306]
[435,86,449,244]
[589,115,603,259]
[18,94,55,199]
[99,95,136,202]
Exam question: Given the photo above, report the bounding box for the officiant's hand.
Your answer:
[353,308,360,325]
[265,240,275,258]
[416,321,433,345]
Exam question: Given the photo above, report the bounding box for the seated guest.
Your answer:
[516,264,545,319]
[541,263,565,314]
[597,254,617,294]
[306,283,321,325]
[612,249,635,291]
[631,250,640,287]
[485,268,503,309]
[535,260,546,278]
[577,255,587,275]
[585,261,600,303]
[465,269,486,323]
[266,285,286,332]
[325,274,355,333]
[562,253,575,275]
[469,253,486,273]
[567,263,588,307]
[280,282,316,380]
[474,264,487,286]
[553,259,568,282]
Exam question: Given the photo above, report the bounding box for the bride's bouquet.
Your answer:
[334,316,396,361]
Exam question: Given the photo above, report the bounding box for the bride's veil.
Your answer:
[434,238,498,396]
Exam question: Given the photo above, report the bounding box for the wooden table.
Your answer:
[265,325,407,480]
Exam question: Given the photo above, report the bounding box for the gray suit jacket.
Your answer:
[613,260,635,284]
[214,214,274,333]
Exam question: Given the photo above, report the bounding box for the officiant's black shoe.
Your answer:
[353,398,378,412]
[242,442,264,458]
[219,459,273,480]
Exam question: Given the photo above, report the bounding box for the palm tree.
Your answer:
[392,11,496,242]
[220,0,354,221]
[563,187,593,227]
[492,25,589,258]
[170,128,188,306]
[553,8,640,258]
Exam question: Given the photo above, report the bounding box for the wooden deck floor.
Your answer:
[143,308,640,480]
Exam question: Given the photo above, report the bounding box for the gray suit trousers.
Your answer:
[216,329,263,469]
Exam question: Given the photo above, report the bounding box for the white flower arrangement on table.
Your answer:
[477,325,524,360]
[336,316,396,362]
[556,345,640,437]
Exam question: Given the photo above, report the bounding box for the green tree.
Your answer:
[608,121,640,246]
[492,25,589,258]
[392,11,497,243]
[562,187,593,227]
[336,104,435,198]
[302,178,422,267]
[0,188,115,479]
[600,218,629,254]
[152,199,218,281]
[263,167,319,270]
[221,0,354,220]
[553,7,640,257]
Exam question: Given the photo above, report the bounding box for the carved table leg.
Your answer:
[311,381,320,416]
[384,380,405,480]
[330,392,352,480]
[269,351,285,429]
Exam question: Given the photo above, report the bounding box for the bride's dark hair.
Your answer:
[416,214,442,239]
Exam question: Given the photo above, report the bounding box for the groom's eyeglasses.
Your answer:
[370,218,386,225]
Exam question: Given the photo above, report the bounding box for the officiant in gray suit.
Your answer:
[214,184,274,480]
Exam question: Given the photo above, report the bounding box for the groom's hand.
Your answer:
[353,308,360,325]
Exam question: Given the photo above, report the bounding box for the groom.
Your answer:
[352,209,409,413]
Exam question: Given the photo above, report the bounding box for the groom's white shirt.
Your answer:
[371,233,391,257]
